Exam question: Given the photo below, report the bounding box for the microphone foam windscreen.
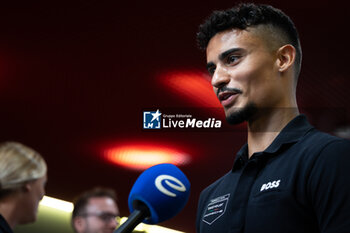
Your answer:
[128,163,191,224]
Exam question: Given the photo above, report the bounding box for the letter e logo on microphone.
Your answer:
[155,175,186,197]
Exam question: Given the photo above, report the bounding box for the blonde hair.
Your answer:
[0,142,47,192]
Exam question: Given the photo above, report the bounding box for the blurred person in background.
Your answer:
[72,187,120,233]
[0,142,47,233]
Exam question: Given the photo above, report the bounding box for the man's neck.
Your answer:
[247,108,299,158]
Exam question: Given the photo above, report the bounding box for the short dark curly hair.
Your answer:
[197,3,302,77]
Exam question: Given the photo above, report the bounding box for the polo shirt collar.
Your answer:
[232,114,314,171]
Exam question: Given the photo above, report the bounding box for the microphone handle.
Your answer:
[114,204,150,233]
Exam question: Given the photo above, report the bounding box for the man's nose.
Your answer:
[211,65,230,88]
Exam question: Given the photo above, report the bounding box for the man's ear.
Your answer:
[73,217,86,232]
[276,44,296,73]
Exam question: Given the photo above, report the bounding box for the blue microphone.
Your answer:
[114,163,190,233]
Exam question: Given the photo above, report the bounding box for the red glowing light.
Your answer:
[104,143,190,171]
[159,70,221,107]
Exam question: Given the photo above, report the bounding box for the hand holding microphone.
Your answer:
[114,163,191,233]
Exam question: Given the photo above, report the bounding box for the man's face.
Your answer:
[76,197,120,233]
[206,29,283,124]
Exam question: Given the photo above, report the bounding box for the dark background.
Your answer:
[0,1,349,232]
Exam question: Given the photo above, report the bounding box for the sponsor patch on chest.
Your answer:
[202,194,230,225]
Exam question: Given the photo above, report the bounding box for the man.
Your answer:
[195,3,350,233]
[72,188,120,233]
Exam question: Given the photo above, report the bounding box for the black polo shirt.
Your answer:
[0,215,13,233]
[196,115,350,233]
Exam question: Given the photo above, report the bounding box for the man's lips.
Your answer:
[217,87,242,107]
[218,92,236,101]
[218,92,239,107]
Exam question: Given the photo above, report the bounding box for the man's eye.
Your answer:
[227,55,239,64]
[100,213,117,221]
